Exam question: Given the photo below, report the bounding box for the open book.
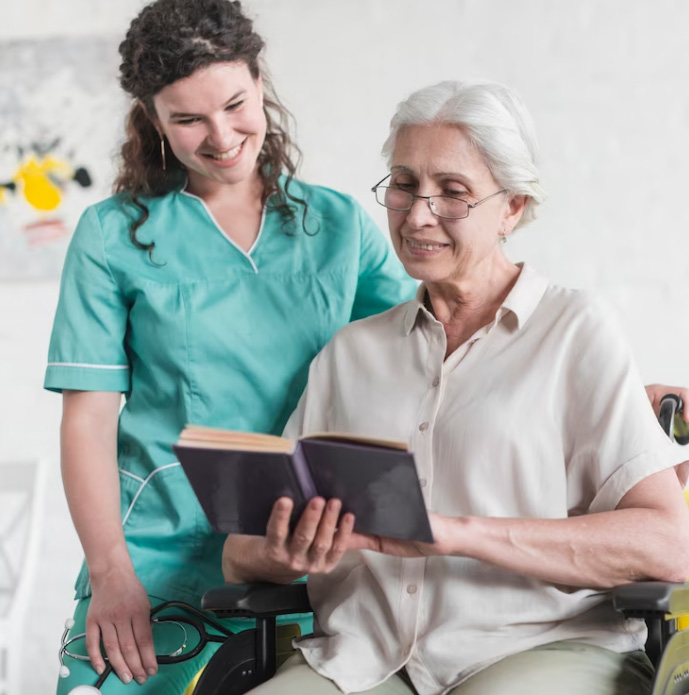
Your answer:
[174,425,434,543]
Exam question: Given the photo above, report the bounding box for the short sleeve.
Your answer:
[350,206,417,322]
[564,297,677,513]
[44,205,131,393]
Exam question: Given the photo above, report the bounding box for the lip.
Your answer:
[200,138,247,167]
[403,237,450,256]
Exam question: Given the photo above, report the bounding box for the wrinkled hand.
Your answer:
[348,512,455,558]
[645,384,689,421]
[264,496,356,576]
[86,568,157,685]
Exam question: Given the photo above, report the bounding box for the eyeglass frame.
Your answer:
[371,174,507,220]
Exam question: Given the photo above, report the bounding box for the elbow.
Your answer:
[651,529,689,584]
[665,552,689,585]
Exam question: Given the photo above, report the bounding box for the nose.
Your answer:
[205,116,234,151]
[405,195,438,230]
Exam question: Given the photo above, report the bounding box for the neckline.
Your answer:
[178,188,267,274]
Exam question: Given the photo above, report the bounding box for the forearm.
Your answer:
[448,507,689,589]
[61,391,133,580]
[222,534,305,585]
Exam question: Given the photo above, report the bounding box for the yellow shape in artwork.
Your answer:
[13,155,74,212]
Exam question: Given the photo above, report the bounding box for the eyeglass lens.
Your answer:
[376,187,469,219]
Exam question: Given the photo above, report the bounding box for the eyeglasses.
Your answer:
[371,174,506,220]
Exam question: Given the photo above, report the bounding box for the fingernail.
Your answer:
[122,673,132,684]
[136,676,147,685]
[95,665,105,676]
[147,667,157,676]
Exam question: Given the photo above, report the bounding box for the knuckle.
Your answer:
[120,641,137,655]
[312,541,330,556]
[288,559,305,573]
[137,634,154,649]
[111,606,128,622]
[266,547,282,563]
[102,638,119,652]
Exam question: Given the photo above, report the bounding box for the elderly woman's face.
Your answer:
[387,124,521,286]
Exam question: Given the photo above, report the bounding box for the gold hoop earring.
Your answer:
[160,135,167,171]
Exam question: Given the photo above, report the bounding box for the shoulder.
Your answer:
[528,272,620,339]
[78,192,179,247]
[528,276,634,376]
[88,192,175,227]
[283,177,366,221]
[315,301,411,365]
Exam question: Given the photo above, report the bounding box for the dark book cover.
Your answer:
[174,437,433,543]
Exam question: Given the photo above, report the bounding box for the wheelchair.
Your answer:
[180,578,689,695]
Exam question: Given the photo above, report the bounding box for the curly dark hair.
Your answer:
[115,0,310,255]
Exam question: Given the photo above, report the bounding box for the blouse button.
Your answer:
[419,478,427,488]
[432,376,440,388]
[407,584,418,595]
[418,422,429,432]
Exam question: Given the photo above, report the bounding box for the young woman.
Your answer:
[45,0,415,691]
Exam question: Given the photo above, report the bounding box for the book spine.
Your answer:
[292,442,319,500]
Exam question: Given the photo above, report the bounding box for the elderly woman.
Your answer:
[223,81,689,695]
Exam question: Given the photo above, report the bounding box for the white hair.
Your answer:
[381,81,546,228]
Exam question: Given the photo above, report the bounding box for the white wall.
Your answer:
[2,1,688,692]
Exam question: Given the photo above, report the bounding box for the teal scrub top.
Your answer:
[44,179,416,604]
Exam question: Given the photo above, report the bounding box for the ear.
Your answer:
[501,194,528,236]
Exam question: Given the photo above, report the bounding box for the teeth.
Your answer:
[209,142,243,160]
[407,239,445,251]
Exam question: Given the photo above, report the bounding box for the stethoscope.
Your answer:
[58,600,235,693]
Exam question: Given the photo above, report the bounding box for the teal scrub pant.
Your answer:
[56,595,311,695]
[248,642,654,695]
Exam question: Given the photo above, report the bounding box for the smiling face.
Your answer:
[152,61,266,198]
[387,123,524,287]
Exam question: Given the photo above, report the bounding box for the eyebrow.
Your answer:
[390,165,473,184]
[168,89,247,119]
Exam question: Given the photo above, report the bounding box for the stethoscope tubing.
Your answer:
[59,600,234,689]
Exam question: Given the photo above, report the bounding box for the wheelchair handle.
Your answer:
[658,394,689,446]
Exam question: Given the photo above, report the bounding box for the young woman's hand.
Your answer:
[263,496,356,576]
[86,567,157,685]
[644,384,689,486]
[645,384,689,421]
[222,496,356,584]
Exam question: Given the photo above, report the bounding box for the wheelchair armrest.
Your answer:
[612,581,689,619]
[201,582,312,619]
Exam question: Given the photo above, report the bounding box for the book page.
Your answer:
[301,432,409,452]
[176,425,294,453]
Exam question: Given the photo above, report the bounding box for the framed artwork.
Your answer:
[0,37,125,279]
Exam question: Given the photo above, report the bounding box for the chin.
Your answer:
[400,258,445,285]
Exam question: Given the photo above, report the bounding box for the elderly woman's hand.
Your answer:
[348,512,455,558]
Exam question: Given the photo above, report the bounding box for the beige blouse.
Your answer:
[284,264,678,695]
